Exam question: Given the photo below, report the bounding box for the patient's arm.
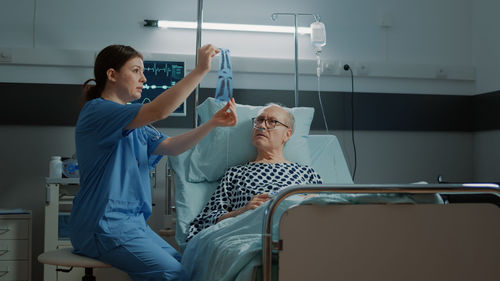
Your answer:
[216,193,271,223]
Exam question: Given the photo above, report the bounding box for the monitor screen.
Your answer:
[132,60,186,116]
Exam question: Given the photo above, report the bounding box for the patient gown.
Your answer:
[187,162,322,241]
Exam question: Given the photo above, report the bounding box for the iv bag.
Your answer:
[310,21,326,52]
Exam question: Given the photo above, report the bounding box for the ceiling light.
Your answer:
[144,20,311,34]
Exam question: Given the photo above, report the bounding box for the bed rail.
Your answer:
[165,160,176,216]
[262,183,500,281]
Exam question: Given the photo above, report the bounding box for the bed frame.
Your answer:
[262,184,500,281]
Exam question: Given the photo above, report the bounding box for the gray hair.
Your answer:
[257,103,295,132]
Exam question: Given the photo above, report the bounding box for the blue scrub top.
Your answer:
[70,98,167,257]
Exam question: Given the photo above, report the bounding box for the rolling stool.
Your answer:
[38,247,111,281]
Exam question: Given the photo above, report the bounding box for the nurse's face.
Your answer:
[113,57,147,103]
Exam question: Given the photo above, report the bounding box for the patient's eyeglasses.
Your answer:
[252,117,289,130]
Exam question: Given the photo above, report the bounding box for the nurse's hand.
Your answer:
[196,44,220,73]
[209,98,237,127]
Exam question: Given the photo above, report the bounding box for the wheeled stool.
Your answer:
[38,247,111,281]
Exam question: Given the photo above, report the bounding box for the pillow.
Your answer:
[187,97,314,182]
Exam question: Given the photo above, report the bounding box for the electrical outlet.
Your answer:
[321,61,356,76]
[323,63,333,74]
[355,63,369,76]
[436,68,448,79]
[0,49,12,63]
[377,11,393,28]
[322,61,340,75]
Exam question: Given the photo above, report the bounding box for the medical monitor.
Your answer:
[131,60,186,116]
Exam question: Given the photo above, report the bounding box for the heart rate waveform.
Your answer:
[144,63,169,76]
[132,60,186,115]
[142,84,171,90]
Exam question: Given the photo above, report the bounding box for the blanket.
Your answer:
[181,192,441,281]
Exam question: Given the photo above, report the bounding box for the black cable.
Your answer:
[344,64,357,181]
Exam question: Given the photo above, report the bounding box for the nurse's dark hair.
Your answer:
[81,44,143,104]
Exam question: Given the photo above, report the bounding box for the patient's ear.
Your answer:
[283,128,293,144]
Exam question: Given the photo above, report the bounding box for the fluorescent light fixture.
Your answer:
[144,20,311,34]
[463,183,500,188]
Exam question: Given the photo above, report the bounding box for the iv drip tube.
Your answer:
[316,54,329,133]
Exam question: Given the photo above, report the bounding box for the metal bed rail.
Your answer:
[165,160,176,216]
[261,183,500,281]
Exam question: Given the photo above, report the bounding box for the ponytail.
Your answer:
[82,79,101,100]
[80,79,102,108]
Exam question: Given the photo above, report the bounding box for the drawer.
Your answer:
[0,261,28,281]
[0,240,28,261]
[0,221,29,240]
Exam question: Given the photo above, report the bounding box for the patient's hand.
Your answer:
[217,193,271,223]
[244,193,271,211]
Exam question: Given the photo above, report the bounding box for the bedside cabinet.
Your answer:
[0,212,32,281]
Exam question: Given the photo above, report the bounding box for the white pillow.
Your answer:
[187,97,315,182]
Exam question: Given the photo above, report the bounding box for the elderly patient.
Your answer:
[186,104,323,242]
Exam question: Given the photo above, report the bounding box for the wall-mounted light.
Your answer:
[144,20,311,34]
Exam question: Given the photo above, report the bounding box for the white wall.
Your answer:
[0,0,476,94]
[327,130,475,184]
[473,130,500,182]
[473,0,500,94]
[471,0,500,182]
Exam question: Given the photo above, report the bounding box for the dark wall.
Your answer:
[0,82,497,131]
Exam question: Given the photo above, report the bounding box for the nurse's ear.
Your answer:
[106,68,118,82]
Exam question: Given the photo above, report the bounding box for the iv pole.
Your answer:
[193,8,320,122]
[271,13,319,107]
[193,0,204,128]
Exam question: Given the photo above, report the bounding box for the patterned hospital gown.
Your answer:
[186,162,323,241]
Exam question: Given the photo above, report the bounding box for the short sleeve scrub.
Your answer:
[69,98,187,281]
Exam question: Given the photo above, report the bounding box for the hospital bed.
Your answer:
[262,184,500,281]
[166,98,500,281]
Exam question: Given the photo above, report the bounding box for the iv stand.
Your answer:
[194,0,204,128]
[271,13,319,107]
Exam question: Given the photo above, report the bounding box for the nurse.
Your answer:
[69,44,237,281]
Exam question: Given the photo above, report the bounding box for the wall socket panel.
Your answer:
[0,49,13,63]
[436,67,448,79]
[322,62,339,75]
[355,63,369,76]
[322,61,351,75]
